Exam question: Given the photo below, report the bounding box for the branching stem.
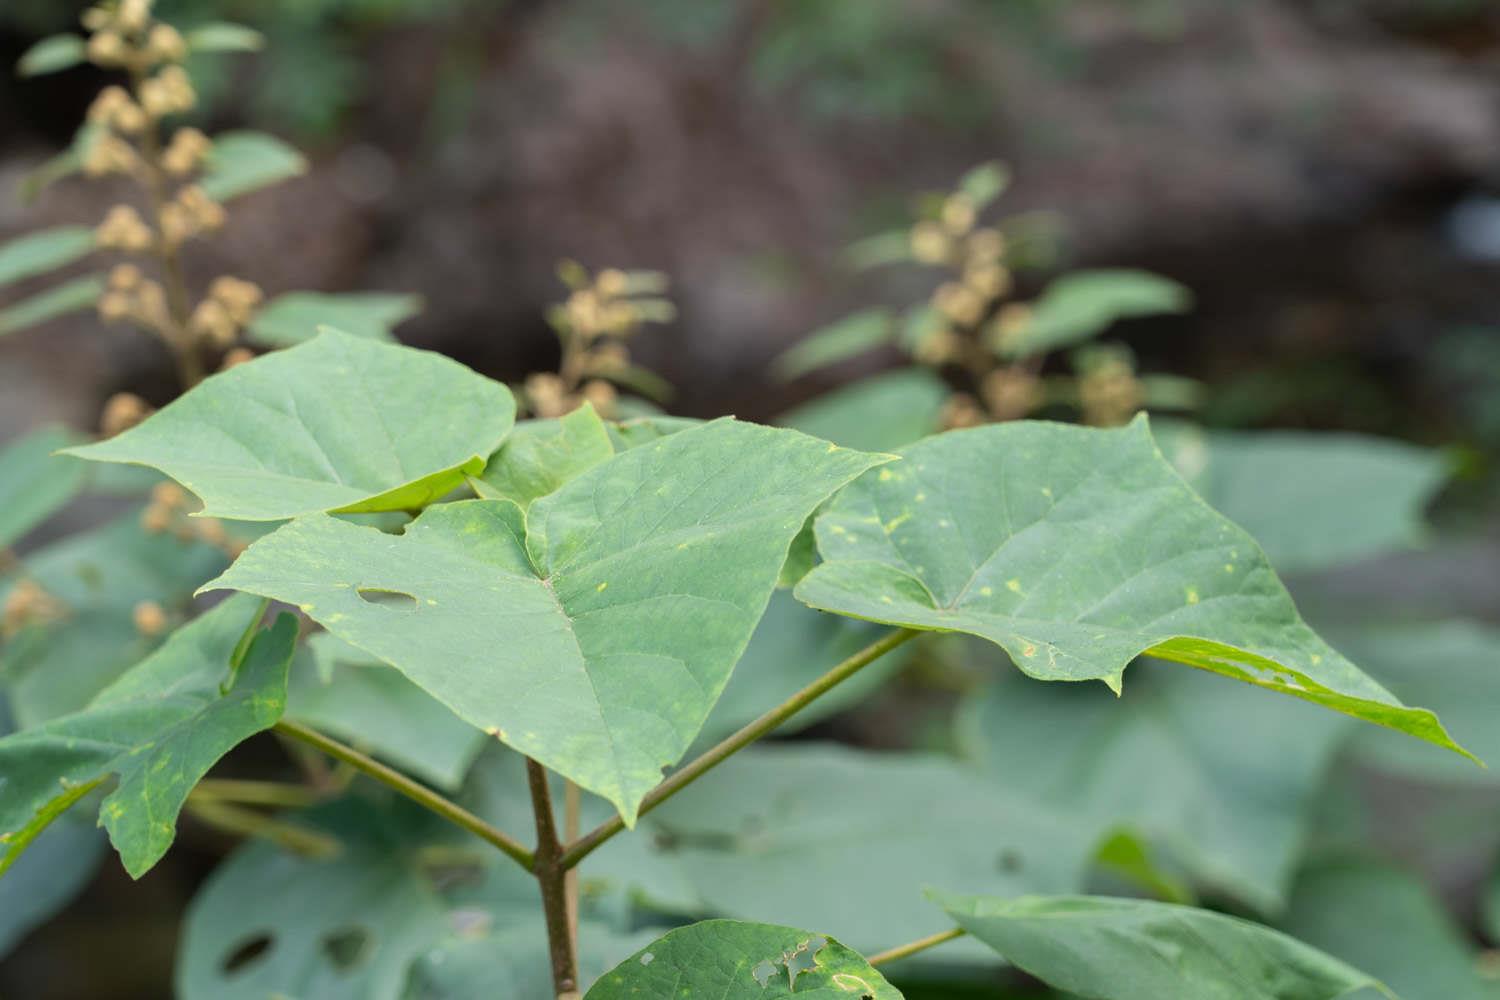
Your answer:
[560,626,918,869]
[272,719,534,870]
[528,758,579,998]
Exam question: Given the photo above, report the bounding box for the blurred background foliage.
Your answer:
[2,0,1500,997]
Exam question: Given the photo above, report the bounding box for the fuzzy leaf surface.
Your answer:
[62,330,516,521]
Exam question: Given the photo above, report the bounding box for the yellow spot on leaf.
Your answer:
[1186,587,1200,605]
[878,469,894,481]
[883,512,911,533]
[596,582,608,592]
[1021,643,1037,658]
[979,586,993,597]
[1006,579,1022,593]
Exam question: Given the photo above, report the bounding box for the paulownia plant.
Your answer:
[0,325,1470,998]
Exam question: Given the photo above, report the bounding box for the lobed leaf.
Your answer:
[0,226,95,289]
[586,920,901,1000]
[795,417,1471,757]
[62,329,516,521]
[246,291,423,347]
[0,596,295,878]
[0,424,87,548]
[930,890,1393,1000]
[199,130,308,202]
[202,419,888,822]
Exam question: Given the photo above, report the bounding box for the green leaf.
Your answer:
[1331,622,1500,786]
[957,656,1349,912]
[1282,859,1498,1000]
[780,367,948,453]
[472,404,614,511]
[1,509,230,726]
[202,419,887,821]
[0,597,295,878]
[246,291,423,347]
[602,414,700,451]
[199,130,308,202]
[178,796,643,1000]
[994,270,1190,359]
[287,637,486,791]
[700,589,910,744]
[597,744,1100,952]
[185,22,265,53]
[16,35,85,77]
[0,425,87,548]
[1156,424,1449,574]
[586,920,902,1000]
[795,417,1470,757]
[62,330,516,521]
[0,226,94,289]
[18,123,103,203]
[958,161,1010,210]
[931,891,1393,1000]
[773,308,895,380]
[0,275,103,337]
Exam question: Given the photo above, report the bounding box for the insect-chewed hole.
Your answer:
[220,932,273,975]
[319,926,373,972]
[356,587,418,611]
[996,848,1024,873]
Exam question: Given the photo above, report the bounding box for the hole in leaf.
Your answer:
[319,926,372,972]
[220,933,273,975]
[996,849,1023,873]
[750,959,777,987]
[356,587,418,611]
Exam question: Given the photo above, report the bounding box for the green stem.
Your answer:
[560,626,918,869]
[273,719,534,870]
[866,927,966,967]
[192,778,320,809]
[184,797,340,858]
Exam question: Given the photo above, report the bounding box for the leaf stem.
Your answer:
[184,797,340,858]
[527,758,579,998]
[866,927,966,967]
[192,777,320,809]
[560,626,918,869]
[272,719,534,870]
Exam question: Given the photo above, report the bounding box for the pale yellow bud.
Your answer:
[967,227,1006,263]
[591,342,630,373]
[101,392,152,436]
[132,600,167,637]
[963,263,1012,301]
[98,291,133,323]
[219,347,256,371]
[913,326,962,366]
[96,204,153,250]
[159,202,194,246]
[524,373,567,417]
[109,264,143,291]
[209,276,263,323]
[161,127,210,176]
[179,186,224,231]
[601,302,638,336]
[941,193,977,236]
[86,31,127,67]
[990,303,1033,351]
[147,24,186,62]
[81,7,112,31]
[190,299,236,347]
[151,481,186,509]
[83,135,138,178]
[909,221,951,266]
[140,504,173,534]
[933,281,985,328]
[981,368,1042,422]
[134,281,168,329]
[86,86,130,124]
[580,379,617,414]
[565,290,602,337]
[195,518,227,546]
[595,268,629,298]
[940,393,986,430]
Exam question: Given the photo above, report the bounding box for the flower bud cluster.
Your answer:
[98,264,169,332]
[2,579,69,639]
[140,481,246,558]
[190,276,263,348]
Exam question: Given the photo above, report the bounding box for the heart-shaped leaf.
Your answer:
[586,920,902,1000]
[202,419,888,821]
[0,596,295,878]
[930,891,1393,1000]
[62,330,516,521]
[795,417,1470,757]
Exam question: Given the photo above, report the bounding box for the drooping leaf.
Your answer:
[0,597,295,878]
[177,796,642,1000]
[780,367,948,453]
[586,920,902,1000]
[0,508,229,726]
[957,655,1349,912]
[199,130,308,202]
[1282,859,1498,1000]
[0,274,103,336]
[185,22,265,53]
[931,891,1393,1000]
[1328,622,1500,786]
[202,419,887,821]
[773,308,895,380]
[993,270,1190,359]
[16,35,86,77]
[288,637,487,791]
[699,589,910,744]
[472,404,614,511]
[795,417,1469,757]
[1156,424,1449,574]
[596,744,1101,952]
[246,291,423,347]
[0,226,94,289]
[62,330,516,521]
[0,424,87,548]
